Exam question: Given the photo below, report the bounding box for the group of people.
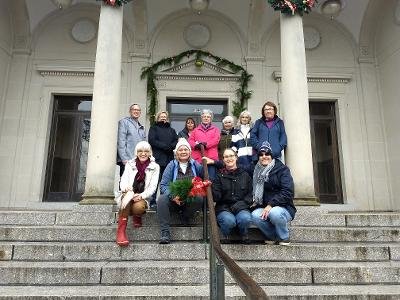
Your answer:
[115,101,296,247]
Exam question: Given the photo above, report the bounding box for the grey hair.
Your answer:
[134,141,153,157]
[237,110,253,126]
[201,109,214,119]
[222,115,234,124]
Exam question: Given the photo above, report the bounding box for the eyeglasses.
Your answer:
[223,154,236,159]
[258,152,271,157]
[263,108,274,111]
[137,150,150,153]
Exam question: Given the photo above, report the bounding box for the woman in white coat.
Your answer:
[116,141,160,246]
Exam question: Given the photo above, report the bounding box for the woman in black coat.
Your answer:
[212,148,253,243]
[251,141,296,245]
[148,111,178,207]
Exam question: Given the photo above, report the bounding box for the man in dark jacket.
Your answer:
[212,148,253,243]
[251,141,296,245]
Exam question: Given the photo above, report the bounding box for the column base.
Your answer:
[80,195,116,205]
[294,197,320,206]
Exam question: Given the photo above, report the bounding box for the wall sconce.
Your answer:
[189,0,210,14]
[321,0,343,19]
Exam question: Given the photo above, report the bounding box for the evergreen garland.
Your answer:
[141,49,253,124]
[268,0,317,16]
[169,179,196,204]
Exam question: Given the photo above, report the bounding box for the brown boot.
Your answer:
[132,215,142,228]
[116,216,129,247]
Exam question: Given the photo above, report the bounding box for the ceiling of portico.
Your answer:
[24,0,372,45]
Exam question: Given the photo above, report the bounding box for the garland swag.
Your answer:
[140,49,253,124]
[268,0,317,16]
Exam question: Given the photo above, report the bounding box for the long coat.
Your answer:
[250,116,287,159]
[117,117,146,162]
[188,124,220,162]
[148,122,178,167]
[254,159,296,219]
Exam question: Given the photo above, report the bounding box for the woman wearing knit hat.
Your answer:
[251,141,296,245]
[157,138,214,244]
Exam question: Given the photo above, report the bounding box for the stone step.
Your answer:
[1,224,398,242]
[291,226,400,242]
[0,284,399,299]
[1,209,400,227]
[0,260,399,285]
[1,241,398,262]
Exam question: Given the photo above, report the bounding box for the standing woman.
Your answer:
[217,116,235,160]
[250,101,287,160]
[148,111,178,208]
[188,109,220,180]
[115,141,160,247]
[212,148,253,243]
[251,142,296,245]
[231,110,254,168]
[178,117,196,140]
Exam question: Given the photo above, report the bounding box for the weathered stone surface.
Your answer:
[0,245,12,260]
[13,243,64,261]
[0,261,102,284]
[56,212,116,225]
[101,261,209,284]
[346,214,400,227]
[312,261,400,284]
[72,204,115,212]
[0,226,204,242]
[0,212,56,225]
[222,243,390,261]
[291,227,400,242]
[391,245,400,260]
[291,213,345,227]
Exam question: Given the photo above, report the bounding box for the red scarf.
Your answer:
[135,158,150,184]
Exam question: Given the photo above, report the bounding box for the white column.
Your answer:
[280,14,318,205]
[81,4,123,204]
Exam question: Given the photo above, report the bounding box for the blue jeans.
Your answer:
[217,210,252,237]
[251,206,292,241]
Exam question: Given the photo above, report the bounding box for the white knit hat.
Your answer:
[174,138,191,153]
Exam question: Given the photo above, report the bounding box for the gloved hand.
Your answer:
[194,142,207,150]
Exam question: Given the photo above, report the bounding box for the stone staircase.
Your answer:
[0,205,399,299]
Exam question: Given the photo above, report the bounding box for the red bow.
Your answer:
[188,176,212,197]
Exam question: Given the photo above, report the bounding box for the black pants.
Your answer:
[157,194,203,233]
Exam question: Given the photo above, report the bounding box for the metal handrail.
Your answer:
[200,146,268,300]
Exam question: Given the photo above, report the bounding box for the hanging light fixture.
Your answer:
[50,0,74,10]
[189,0,210,14]
[321,0,343,19]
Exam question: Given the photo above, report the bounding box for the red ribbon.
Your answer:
[188,176,212,198]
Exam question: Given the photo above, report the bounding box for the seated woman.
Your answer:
[212,148,253,243]
[157,138,214,244]
[251,142,296,245]
[115,141,160,247]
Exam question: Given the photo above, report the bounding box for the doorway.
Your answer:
[309,101,343,204]
[167,97,228,132]
[44,95,92,202]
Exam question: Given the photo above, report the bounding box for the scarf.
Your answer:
[252,159,276,206]
[134,158,150,191]
[201,123,211,130]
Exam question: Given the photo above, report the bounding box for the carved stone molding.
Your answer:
[36,65,94,77]
[155,74,240,82]
[272,71,352,83]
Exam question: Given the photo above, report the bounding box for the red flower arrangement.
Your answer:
[268,0,317,16]
[98,0,132,7]
[169,177,212,204]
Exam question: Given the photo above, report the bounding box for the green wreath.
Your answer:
[140,49,253,124]
[268,0,317,16]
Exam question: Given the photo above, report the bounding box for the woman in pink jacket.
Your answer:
[189,109,220,180]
